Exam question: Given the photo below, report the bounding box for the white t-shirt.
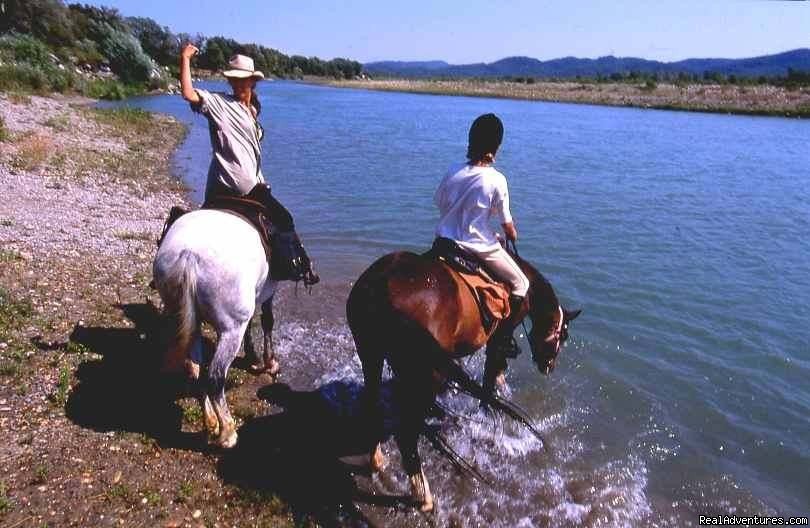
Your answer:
[434,163,513,252]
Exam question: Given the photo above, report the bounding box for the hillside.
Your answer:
[364,49,810,79]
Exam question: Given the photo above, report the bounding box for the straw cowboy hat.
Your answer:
[222,54,264,79]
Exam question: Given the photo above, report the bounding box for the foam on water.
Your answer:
[266,316,655,527]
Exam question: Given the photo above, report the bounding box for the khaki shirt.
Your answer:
[192,89,265,199]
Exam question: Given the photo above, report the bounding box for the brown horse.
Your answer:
[346,245,580,512]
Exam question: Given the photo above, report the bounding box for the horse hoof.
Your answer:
[248,358,280,377]
[409,470,434,513]
[185,359,201,380]
[218,431,238,449]
[370,446,387,473]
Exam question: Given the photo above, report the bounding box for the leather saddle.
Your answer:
[425,237,511,329]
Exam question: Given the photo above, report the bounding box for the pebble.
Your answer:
[192,509,202,519]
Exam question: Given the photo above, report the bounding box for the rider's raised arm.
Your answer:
[180,43,201,104]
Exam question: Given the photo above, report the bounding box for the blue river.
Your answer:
[106,80,810,526]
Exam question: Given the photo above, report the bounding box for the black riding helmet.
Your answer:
[467,113,504,162]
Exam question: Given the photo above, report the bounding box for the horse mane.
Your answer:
[510,251,558,312]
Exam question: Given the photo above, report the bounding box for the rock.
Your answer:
[192,509,202,519]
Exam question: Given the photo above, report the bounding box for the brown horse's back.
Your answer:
[347,252,488,358]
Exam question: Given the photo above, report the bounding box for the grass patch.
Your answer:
[11,132,53,171]
[0,361,21,377]
[0,288,33,339]
[87,107,154,137]
[49,363,72,407]
[142,488,162,506]
[107,483,136,505]
[64,340,92,355]
[0,249,22,263]
[175,481,193,504]
[0,115,8,142]
[0,481,11,514]
[182,403,203,427]
[32,464,48,485]
[43,114,71,132]
[6,92,31,105]
[114,230,152,241]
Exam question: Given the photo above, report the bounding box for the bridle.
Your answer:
[507,240,565,357]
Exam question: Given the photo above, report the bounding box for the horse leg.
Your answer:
[185,329,203,381]
[395,370,436,512]
[358,341,386,472]
[208,322,248,448]
[256,297,281,376]
[482,345,509,400]
[187,331,218,438]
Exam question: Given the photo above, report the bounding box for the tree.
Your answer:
[94,21,155,83]
[1,0,75,47]
[126,16,177,66]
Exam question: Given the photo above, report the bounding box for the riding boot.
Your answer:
[270,230,320,285]
[493,294,525,358]
[257,186,319,286]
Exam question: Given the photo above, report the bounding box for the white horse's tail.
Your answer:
[161,250,199,373]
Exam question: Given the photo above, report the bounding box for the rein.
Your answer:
[507,240,563,348]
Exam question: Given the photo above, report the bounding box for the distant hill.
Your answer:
[364,49,810,79]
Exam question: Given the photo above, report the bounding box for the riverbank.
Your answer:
[322,78,810,117]
[0,94,302,527]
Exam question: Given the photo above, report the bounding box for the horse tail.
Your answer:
[431,348,548,452]
[161,250,199,373]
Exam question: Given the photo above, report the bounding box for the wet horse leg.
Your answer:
[208,321,249,448]
[245,298,280,376]
[482,345,509,400]
[259,297,280,376]
[395,368,436,512]
[357,339,386,471]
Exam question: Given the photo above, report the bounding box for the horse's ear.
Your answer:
[564,308,582,322]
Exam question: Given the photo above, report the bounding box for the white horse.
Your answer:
[153,209,278,448]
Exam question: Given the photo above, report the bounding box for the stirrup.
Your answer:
[270,231,320,286]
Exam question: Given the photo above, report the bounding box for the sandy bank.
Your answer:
[323,79,810,117]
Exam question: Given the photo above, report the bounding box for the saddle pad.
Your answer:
[454,266,511,323]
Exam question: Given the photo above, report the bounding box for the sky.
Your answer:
[84,0,810,64]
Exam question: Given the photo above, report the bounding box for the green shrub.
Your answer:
[94,22,154,84]
[77,78,141,100]
[0,63,48,92]
[0,33,52,68]
[0,62,75,94]
[63,38,105,67]
[0,116,8,142]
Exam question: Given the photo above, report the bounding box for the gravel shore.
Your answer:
[0,94,299,527]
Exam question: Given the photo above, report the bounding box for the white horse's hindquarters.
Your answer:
[154,209,271,326]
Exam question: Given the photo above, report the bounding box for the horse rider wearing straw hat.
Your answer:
[179,44,319,286]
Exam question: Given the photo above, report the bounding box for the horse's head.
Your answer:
[518,257,581,375]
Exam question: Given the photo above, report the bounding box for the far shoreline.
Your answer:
[313,78,810,119]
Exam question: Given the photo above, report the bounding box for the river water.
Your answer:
[106,81,809,526]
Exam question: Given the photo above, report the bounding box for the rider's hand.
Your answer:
[503,222,518,242]
[181,43,199,60]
